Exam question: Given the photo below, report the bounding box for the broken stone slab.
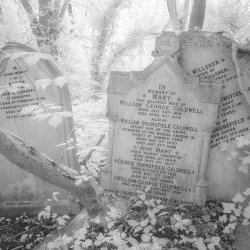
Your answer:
[179,31,250,201]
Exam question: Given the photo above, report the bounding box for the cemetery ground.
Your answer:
[0,98,248,250]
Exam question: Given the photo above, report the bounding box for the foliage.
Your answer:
[34,186,249,250]
[0,209,72,250]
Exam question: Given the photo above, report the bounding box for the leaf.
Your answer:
[211,237,221,246]
[33,113,51,121]
[222,202,235,213]
[24,54,40,65]
[242,156,250,165]
[55,142,68,148]
[20,234,28,242]
[139,193,146,201]
[57,217,66,226]
[141,234,151,243]
[223,222,237,233]
[21,105,38,115]
[107,206,120,219]
[126,237,138,245]
[140,219,149,227]
[145,185,151,192]
[54,76,67,88]
[232,193,245,203]
[57,111,72,118]
[75,178,83,186]
[219,215,227,223]
[243,188,250,196]
[243,205,250,219]
[220,142,228,151]
[91,215,101,224]
[35,79,51,90]
[158,212,168,216]
[134,201,142,207]
[44,205,51,211]
[127,220,139,227]
[231,151,239,158]
[52,192,60,201]
[238,164,249,174]
[48,115,63,128]
[107,221,115,229]
[133,226,142,233]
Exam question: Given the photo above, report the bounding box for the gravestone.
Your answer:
[101,49,221,204]
[0,42,79,215]
[179,31,250,201]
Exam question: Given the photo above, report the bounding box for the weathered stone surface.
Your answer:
[235,224,250,250]
[0,42,78,210]
[179,31,250,201]
[101,56,220,204]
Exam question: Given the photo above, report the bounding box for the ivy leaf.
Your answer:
[20,234,28,243]
[75,178,83,186]
[219,215,227,223]
[223,222,237,233]
[232,193,245,203]
[243,188,250,196]
[141,234,151,243]
[220,142,228,151]
[139,193,146,201]
[126,237,138,246]
[52,192,60,201]
[242,156,250,165]
[48,115,63,128]
[140,219,149,227]
[91,215,101,224]
[211,236,221,246]
[231,151,239,158]
[35,79,51,90]
[222,202,235,213]
[127,220,139,227]
[243,205,250,219]
[133,226,142,233]
[54,76,67,88]
[145,185,151,192]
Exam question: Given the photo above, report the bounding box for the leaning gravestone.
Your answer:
[0,42,78,215]
[179,31,250,201]
[101,33,221,204]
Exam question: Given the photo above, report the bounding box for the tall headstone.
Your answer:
[0,42,78,214]
[101,49,221,204]
[179,31,250,201]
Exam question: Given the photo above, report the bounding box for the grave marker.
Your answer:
[0,42,78,214]
[179,31,250,201]
[101,53,221,204]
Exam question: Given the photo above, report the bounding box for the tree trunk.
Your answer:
[188,0,206,31]
[19,0,70,57]
[0,128,102,211]
[0,128,108,248]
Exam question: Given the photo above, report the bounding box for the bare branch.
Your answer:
[188,0,206,31]
[58,0,70,21]
[165,0,182,31]
[38,0,49,28]
[19,0,39,25]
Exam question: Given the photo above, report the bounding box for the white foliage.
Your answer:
[35,79,52,90]
[54,76,67,88]
[48,114,63,128]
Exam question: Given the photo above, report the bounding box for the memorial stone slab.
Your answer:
[179,31,250,201]
[0,42,78,211]
[101,55,221,205]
